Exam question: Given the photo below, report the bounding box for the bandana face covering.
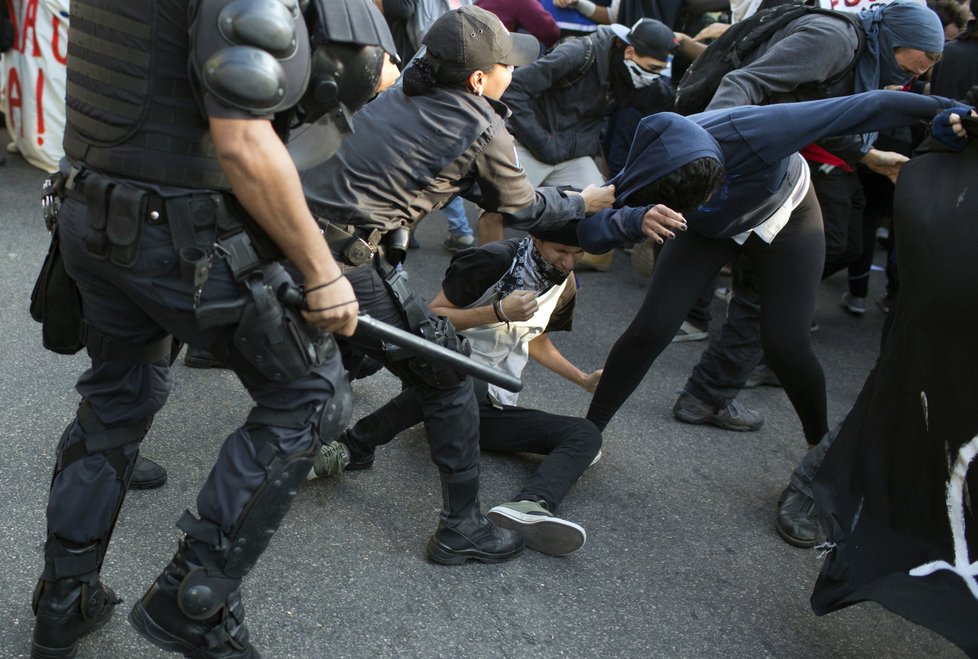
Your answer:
[624,58,662,88]
[494,236,568,301]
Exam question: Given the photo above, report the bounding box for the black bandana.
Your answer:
[494,237,568,300]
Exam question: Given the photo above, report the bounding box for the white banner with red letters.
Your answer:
[2,0,68,172]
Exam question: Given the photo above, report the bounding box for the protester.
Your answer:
[312,224,604,557]
[670,1,946,454]
[577,92,963,550]
[480,18,677,273]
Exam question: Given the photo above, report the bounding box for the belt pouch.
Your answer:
[84,176,112,259]
[106,185,146,267]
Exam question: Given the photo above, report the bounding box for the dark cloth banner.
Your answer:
[811,132,978,657]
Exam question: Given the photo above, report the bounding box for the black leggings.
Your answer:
[587,186,829,444]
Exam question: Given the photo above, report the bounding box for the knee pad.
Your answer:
[314,375,352,445]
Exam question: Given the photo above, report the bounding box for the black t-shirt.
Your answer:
[441,238,576,333]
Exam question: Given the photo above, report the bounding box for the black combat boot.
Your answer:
[426,467,525,565]
[129,540,258,658]
[31,575,121,658]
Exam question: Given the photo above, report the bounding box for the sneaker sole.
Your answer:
[425,537,525,565]
[671,331,708,343]
[673,408,763,432]
[486,507,586,556]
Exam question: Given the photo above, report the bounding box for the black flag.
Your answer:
[811,124,978,656]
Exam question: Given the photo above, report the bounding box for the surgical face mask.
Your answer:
[624,58,663,88]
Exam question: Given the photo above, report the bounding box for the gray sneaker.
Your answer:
[672,391,764,432]
[443,233,475,253]
[307,440,350,480]
[671,320,709,343]
[630,239,657,277]
[841,292,866,316]
[487,501,586,556]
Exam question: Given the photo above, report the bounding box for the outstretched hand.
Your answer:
[932,106,976,150]
[860,149,909,184]
[642,204,687,244]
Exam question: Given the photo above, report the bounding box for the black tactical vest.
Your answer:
[63,0,230,190]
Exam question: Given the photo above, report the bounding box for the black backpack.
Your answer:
[674,4,864,115]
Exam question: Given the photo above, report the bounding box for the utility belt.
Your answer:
[316,216,411,271]
[55,165,245,277]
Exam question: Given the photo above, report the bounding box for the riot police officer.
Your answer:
[29,0,394,656]
[300,6,614,566]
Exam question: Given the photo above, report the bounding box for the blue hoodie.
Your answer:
[578,90,961,251]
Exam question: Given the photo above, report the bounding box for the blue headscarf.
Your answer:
[855,0,945,93]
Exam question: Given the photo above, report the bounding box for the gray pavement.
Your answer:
[0,130,961,658]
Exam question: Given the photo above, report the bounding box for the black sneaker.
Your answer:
[672,391,764,432]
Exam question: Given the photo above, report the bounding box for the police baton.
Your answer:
[277,284,523,393]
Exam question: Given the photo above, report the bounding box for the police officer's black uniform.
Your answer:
[299,6,588,566]
[29,0,394,656]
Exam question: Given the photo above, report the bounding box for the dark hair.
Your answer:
[402,56,497,96]
[927,0,970,32]
[627,157,725,211]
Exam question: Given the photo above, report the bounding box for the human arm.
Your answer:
[576,204,685,252]
[706,17,858,110]
[209,117,357,336]
[504,39,605,163]
[430,289,539,331]
[674,32,708,61]
[467,127,614,231]
[528,332,602,392]
[700,90,960,169]
[552,0,620,25]
[511,0,562,47]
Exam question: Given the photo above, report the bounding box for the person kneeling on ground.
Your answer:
[310,222,605,556]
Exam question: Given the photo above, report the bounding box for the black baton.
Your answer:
[277,284,523,393]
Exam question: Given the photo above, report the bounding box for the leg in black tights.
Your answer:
[587,227,739,431]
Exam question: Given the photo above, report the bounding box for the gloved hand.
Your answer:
[932,106,974,150]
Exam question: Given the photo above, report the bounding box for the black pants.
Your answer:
[682,169,865,438]
[587,185,828,445]
[346,388,601,512]
[338,263,480,474]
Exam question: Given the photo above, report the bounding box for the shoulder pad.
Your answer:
[191,0,310,114]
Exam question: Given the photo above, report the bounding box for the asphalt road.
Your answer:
[0,131,961,658]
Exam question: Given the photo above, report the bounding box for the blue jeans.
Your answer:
[443,197,472,237]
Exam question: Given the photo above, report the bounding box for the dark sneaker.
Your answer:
[32,578,121,659]
[672,391,764,432]
[775,483,819,548]
[841,292,866,316]
[487,501,586,556]
[128,455,168,490]
[744,363,781,389]
[671,320,708,343]
[443,234,475,253]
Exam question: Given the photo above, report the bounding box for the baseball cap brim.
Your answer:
[499,32,540,67]
[609,23,631,45]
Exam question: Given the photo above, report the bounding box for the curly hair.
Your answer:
[627,157,726,211]
[402,56,497,97]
